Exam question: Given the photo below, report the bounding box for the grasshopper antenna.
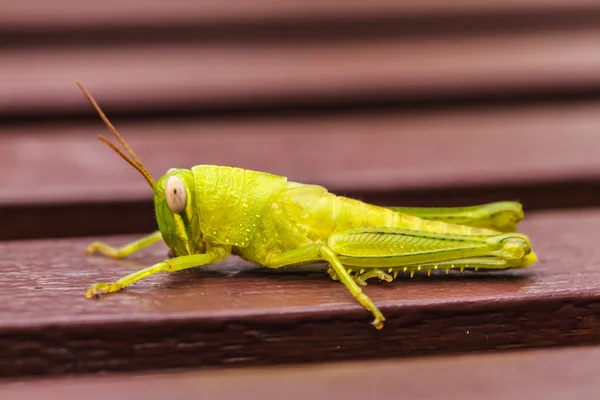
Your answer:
[76,81,155,189]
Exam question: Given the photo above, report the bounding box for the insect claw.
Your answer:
[354,277,367,286]
[373,318,385,330]
[377,271,393,282]
[410,270,415,278]
[393,271,398,279]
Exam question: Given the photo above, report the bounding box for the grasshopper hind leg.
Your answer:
[329,228,536,275]
[387,201,525,232]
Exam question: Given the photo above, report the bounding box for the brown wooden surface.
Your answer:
[2,346,599,400]
[4,0,600,394]
[2,100,599,240]
[3,28,600,118]
[3,1,600,119]
[4,0,600,29]
[0,208,599,377]
[4,100,600,204]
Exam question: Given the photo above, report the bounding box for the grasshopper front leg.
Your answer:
[86,230,163,259]
[85,243,230,298]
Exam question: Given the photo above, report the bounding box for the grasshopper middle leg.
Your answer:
[265,243,386,329]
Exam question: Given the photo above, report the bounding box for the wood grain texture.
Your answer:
[0,208,599,377]
[3,28,600,117]
[2,346,600,399]
[3,100,599,240]
[4,0,600,29]
[4,0,599,392]
[3,101,599,204]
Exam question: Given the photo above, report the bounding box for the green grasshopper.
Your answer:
[78,82,537,329]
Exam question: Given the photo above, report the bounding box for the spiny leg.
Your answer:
[265,244,386,329]
[390,253,538,277]
[320,246,386,329]
[85,244,230,298]
[86,230,163,259]
[329,227,535,271]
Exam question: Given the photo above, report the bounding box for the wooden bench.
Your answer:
[2,0,600,397]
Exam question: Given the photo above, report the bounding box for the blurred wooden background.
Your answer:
[3,0,600,240]
[1,1,600,398]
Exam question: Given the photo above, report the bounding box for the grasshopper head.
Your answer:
[154,169,205,256]
[76,81,204,256]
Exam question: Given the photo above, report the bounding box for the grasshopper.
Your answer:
[78,82,537,329]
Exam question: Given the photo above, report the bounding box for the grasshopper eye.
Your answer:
[165,176,187,214]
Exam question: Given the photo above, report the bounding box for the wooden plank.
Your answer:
[3,100,599,205]
[2,346,599,399]
[0,208,599,377]
[2,100,599,239]
[3,0,600,30]
[2,28,600,117]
